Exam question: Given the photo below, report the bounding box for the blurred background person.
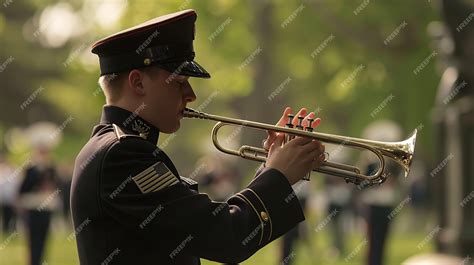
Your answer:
[193,153,242,202]
[17,146,60,265]
[0,153,19,235]
[323,150,353,258]
[360,120,405,265]
[15,122,62,265]
[406,159,429,231]
[279,180,312,265]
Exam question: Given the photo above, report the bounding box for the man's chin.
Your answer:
[161,122,180,134]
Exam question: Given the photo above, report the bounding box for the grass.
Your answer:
[0,214,434,265]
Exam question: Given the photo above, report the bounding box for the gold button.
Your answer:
[260,211,269,222]
[143,58,151,65]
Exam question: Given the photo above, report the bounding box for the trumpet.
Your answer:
[183,108,417,187]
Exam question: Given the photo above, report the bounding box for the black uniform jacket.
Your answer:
[71,106,305,265]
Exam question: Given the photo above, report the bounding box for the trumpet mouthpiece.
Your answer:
[183,108,206,119]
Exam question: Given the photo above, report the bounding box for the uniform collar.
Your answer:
[100,105,160,144]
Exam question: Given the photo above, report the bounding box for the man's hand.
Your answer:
[262,107,321,150]
[264,107,325,185]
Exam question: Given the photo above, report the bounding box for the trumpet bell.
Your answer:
[387,129,417,178]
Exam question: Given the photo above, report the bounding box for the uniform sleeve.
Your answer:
[99,138,305,263]
[193,167,305,263]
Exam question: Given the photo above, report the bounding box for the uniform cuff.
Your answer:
[238,168,305,246]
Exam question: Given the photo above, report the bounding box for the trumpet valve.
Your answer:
[286,114,295,128]
[300,114,312,182]
[285,114,295,142]
[305,118,315,132]
[296,115,304,130]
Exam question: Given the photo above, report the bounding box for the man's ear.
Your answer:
[128,69,146,96]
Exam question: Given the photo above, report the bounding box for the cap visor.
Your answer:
[159,60,210,78]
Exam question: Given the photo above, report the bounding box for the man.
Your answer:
[360,121,404,265]
[71,9,325,265]
[17,146,60,265]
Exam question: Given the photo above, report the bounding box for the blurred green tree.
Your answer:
[1,0,439,178]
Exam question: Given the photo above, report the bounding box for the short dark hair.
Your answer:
[98,67,160,103]
[98,72,128,103]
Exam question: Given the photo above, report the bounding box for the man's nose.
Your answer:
[183,82,196,103]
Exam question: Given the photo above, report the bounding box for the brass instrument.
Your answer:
[184,108,417,187]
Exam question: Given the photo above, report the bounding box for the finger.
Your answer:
[287,136,313,146]
[302,112,315,128]
[308,144,325,158]
[302,112,322,129]
[310,141,325,153]
[263,131,277,150]
[266,107,292,146]
[320,143,325,154]
[312,118,322,128]
[312,153,326,169]
[301,140,323,153]
[269,133,285,152]
[276,107,293,127]
[292,108,307,127]
[266,129,277,141]
[266,121,286,148]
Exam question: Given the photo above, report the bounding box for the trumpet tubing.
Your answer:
[183,108,417,187]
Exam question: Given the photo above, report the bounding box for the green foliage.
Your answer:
[1,0,440,175]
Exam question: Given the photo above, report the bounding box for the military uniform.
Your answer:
[71,9,305,265]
